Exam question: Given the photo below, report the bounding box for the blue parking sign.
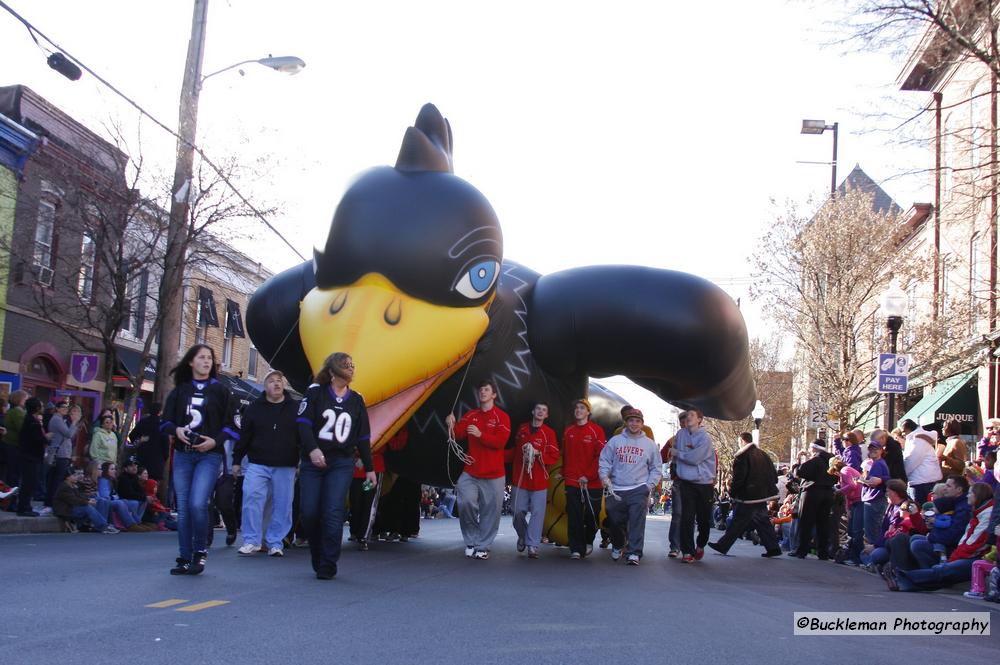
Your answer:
[877,353,909,394]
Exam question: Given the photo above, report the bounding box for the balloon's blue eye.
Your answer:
[454,260,499,299]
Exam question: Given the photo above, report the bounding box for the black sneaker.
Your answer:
[761,549,783,558]
[188,551,207,575]
[316,565,337,580]
[707,541,727,555]
[170,558,192,575]
[225,532,237,547]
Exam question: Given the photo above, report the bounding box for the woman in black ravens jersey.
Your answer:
[161,344,239,575]
[297,352,376,580]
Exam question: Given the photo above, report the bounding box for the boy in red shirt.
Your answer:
[561,398,607,559]
[507,403,559,558]
[446,380,511,560]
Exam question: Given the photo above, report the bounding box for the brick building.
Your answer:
[0,85,274,416]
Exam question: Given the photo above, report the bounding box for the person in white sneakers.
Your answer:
[446,380,511,561]
[232,370,301,558]
[598,408,662,565]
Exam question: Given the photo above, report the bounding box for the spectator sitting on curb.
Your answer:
[53,467,118,534]
[139,467,176,531]
[893,482,994,592]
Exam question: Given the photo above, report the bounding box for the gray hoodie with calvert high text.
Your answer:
[598,431,662,492]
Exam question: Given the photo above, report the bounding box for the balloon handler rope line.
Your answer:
[444,300,496,487]
[521,443,548,481]
[362,471,385,544]
[579,478,605,526]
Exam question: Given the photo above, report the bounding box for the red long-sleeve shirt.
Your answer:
[454,405,511,479]
[353,448,386,478]
[506,422,559,491]
[562,421,606,488]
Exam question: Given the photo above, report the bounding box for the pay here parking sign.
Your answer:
[877,353,909,394]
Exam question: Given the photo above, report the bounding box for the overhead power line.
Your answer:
[0,0,306,262]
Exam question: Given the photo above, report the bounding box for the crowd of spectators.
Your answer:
[757,417,998,599]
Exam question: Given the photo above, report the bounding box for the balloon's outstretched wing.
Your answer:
[526,265,756,420]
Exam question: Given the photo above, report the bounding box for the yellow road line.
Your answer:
[145,599,189,608]
[175,600,230,612]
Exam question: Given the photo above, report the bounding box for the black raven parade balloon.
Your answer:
[246,104,756,487]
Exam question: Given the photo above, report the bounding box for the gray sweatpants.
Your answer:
[456,472,505,551]
[605,485,651,557]
[511,487,547,548]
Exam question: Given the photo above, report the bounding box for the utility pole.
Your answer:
[156,0,208,400]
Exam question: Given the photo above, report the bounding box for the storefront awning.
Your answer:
[114,346,157,384]
[899,369,979,431]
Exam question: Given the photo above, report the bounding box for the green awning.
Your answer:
[899,370,978,429]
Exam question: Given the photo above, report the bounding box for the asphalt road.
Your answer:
[3,515,997,664]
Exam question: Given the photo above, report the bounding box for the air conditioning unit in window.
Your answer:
[36,266,54,286]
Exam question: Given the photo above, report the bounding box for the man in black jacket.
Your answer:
[231,370,300,557]
[708,433,781,557]
[129,403,169,483]
[789,439,837,560]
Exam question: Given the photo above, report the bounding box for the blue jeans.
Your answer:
[861,546,889,567]
[107,499,138,528]
[70,504,108,529]
[846,502,864,562]
[123,499,145,523]
[438,493,456,518]
[896,558,975,591]
[299,455,354,574]
[908,535,943,569]
[789,517,800,552]
[172,450,223,561]
[241,463,296,550]
[863,496,887,546]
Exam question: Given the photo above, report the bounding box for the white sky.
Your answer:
[1,0,934,433]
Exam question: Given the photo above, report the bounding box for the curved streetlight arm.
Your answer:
[199,59,258,89]
[198,56,306,92]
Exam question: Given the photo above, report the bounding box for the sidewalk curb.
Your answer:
[0,512,62,534]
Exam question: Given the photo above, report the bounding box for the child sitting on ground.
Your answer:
[139,467,176,531]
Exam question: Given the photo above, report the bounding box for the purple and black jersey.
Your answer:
[296,384,373,472]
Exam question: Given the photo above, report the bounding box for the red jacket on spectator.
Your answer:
[562,421,606,488]
[143,479,169,514]
[950,499,994,561]
[453,406,511,479]
[506,422,559,491]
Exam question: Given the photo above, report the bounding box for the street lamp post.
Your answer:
[800,119,839,197]
[752,400,765,446]
[880,280,908,431]
[155,0,304,400]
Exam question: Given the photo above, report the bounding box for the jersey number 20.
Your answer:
[319,409,352,443]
